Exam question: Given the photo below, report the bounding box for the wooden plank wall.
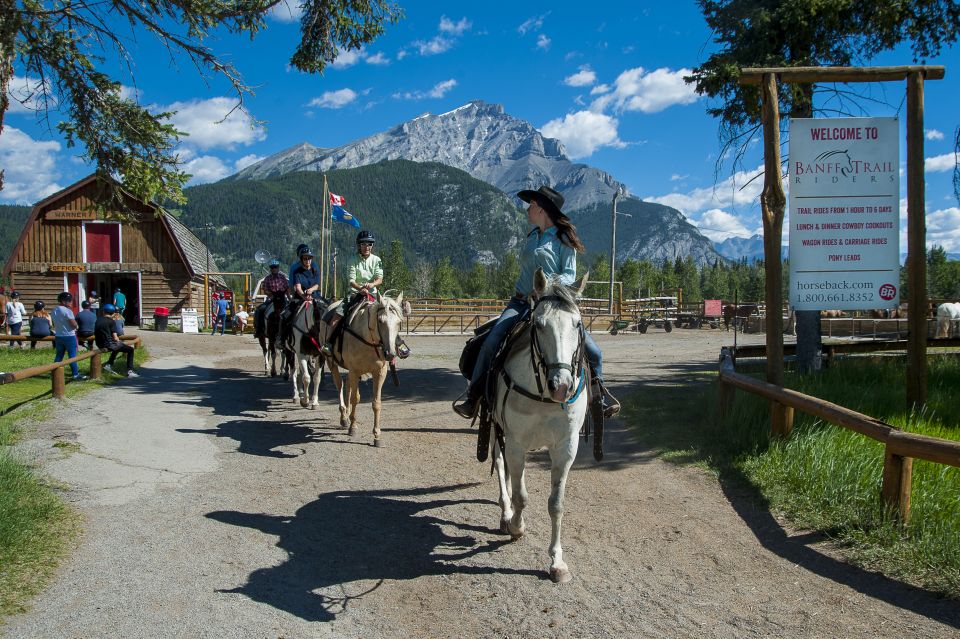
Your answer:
[141,270,192,315]
[6,273,68,308]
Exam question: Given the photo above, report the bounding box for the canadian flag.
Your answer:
[330,192,346,207]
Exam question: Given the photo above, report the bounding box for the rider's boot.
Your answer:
[597,379,621,418]
[320,315,341,357]
[453,381,482,419]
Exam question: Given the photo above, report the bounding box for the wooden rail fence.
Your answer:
[717,347,960,522]
[0,336,142,400]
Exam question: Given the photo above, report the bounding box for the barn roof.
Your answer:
[162,213,226,286]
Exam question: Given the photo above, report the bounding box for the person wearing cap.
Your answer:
[96,303,139,377]
[288,243,311,284]
[112,287,126,317]
[233,304,250,334]
[279,246,320,346]
[29,301,52,349]
[320,230,383,357]
[453,185,619,419]
[5,291,26,348]
[262,259,289,298]
[76,300,97,349]
[210,292,230,335]
[52,291,87,380]
[87,290,100,317]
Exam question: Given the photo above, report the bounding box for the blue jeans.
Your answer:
[469,297,604,393]
[212,314,226,334]
[54,335,80,378]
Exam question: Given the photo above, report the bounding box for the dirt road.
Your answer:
[5,328,959,638]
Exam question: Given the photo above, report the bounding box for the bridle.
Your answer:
[340,297,401,362]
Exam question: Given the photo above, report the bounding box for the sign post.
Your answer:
[789,117,900,312]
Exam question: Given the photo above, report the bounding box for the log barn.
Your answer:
[2,174,223,325]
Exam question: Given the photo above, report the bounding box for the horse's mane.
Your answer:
[537,276,579,313]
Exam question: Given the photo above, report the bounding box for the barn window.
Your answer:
[85,223,121,262]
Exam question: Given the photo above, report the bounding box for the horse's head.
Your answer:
[373,291,409,361]
[530,268,587,403]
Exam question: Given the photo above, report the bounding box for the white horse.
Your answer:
[489,269,590,584]
[321,292,410,447]
[287,298,326,408]
[935,302,960,338]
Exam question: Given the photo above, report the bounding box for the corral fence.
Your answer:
[717,346,960,523]
[0,335,142,400]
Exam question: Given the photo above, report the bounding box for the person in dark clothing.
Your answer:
[29,300,52,349]
[95,303,139,377]
[76,300,97,349]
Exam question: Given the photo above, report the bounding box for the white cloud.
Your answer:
[926,207,960,252]
[925,152,956,172]
[396,50,409,61]
[536,34,551,51]
[926,129,945,141]
[234,154,265,172]
[564,67,595,87]
[308,88,358,109]
[592,67,699,114]
[183,155,231,185]
[590,83,610,95]
[392,79,457,101]
[6,75,53,114]
[691,208,756,242]
[331,48,366,69]
[518,13,549,35]
[670,173,688,182]
[413,36,453,56]
[0,127,63,203]
[164,97,266,150]
[540,110,622,158]
[365,52,390,65]
[647,164,767,214]
[439,16,471,36]
[269,0,303,23]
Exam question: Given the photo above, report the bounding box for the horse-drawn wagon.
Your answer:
[626,295,678,334]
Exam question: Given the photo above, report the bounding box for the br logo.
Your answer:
[879,284,897,300]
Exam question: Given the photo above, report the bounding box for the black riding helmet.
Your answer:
[356,230,375,245]
[34,300,44,311]
[298,245,315,258]
[57,291,73,303]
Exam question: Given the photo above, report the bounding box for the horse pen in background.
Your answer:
[722,303,760,332]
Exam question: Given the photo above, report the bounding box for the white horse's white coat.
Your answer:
[935,302,960,338]
[490,270,589,583]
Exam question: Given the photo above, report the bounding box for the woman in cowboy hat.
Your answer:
[453,185,619,419]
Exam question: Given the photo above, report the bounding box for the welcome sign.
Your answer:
[788,117,900,311]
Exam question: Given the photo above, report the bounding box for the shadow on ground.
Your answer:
[207,483,541,622]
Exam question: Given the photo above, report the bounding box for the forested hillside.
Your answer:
[0,205,31,268]
[177,160,527,272]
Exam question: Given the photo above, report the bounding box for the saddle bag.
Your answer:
[458,317,498,379]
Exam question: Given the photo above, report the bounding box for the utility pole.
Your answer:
[608,188,621,314]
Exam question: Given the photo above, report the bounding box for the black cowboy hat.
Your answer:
[517,186,566,220]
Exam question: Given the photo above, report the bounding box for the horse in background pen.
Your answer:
[935,302,960,338]
[722,303,759,332]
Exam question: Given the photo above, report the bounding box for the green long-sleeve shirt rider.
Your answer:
[348,253,384,294]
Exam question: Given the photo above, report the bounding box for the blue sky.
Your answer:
[3,1,960,251]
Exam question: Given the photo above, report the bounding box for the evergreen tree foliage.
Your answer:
[383,239,411,294]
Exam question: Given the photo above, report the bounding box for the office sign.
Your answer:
[789,117,900,311]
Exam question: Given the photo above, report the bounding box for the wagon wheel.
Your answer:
[664,320,673,333]
[638,321,648,334]
[609,326,619,335]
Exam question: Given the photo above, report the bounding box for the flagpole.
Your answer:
[321,174,329,296]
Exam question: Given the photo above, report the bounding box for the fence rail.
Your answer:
[717,347,960,522]
[0,336,141,399]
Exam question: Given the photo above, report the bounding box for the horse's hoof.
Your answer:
[499,520,512,534]
[373,438,383,448]
[549,567,572,584]
[348,426,357,437]
[340,418,350,429]
[299,398,309,408]
[309,403,316,411]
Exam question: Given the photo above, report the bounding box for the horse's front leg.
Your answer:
[347,372,361,437]
[492,438,514,533]
[298,357,311,407]
[326,360,349,429]
[546,440,578,584]
[258,336,269,376]
[308,355,322,408]
[370,367,387,447]
[505,440,528,541]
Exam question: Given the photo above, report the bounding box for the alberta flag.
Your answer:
[329,192,360,228]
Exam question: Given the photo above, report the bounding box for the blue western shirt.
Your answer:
[515,226,577,295]
[291,263,320,293]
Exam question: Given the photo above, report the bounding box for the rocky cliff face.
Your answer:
[230,100,723,265]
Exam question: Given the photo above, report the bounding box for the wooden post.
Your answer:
[52,366,66,399]
[881,447,913,523]
[91,351,102,379]
[203,274,209,330]
[759,73,789,436]
[906,70,927,408]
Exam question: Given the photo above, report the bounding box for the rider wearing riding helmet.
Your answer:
[453,185,620,419]
[319,230,383,357]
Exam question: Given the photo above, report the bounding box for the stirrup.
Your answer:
[599,381,621,418]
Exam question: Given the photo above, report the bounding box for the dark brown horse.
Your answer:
[722,304,759,331]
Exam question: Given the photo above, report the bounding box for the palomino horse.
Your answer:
[321,292,409,447]
[935,302,960,338]
[254,292,288,377]
[489,269,589,584]
[286,297,327,408]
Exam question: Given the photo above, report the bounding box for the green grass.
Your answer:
[623,355,960,599]
[0,342,148,619]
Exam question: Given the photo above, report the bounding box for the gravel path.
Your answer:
[4,328,959,638]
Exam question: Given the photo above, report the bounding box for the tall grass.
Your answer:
[624,354,960,599]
